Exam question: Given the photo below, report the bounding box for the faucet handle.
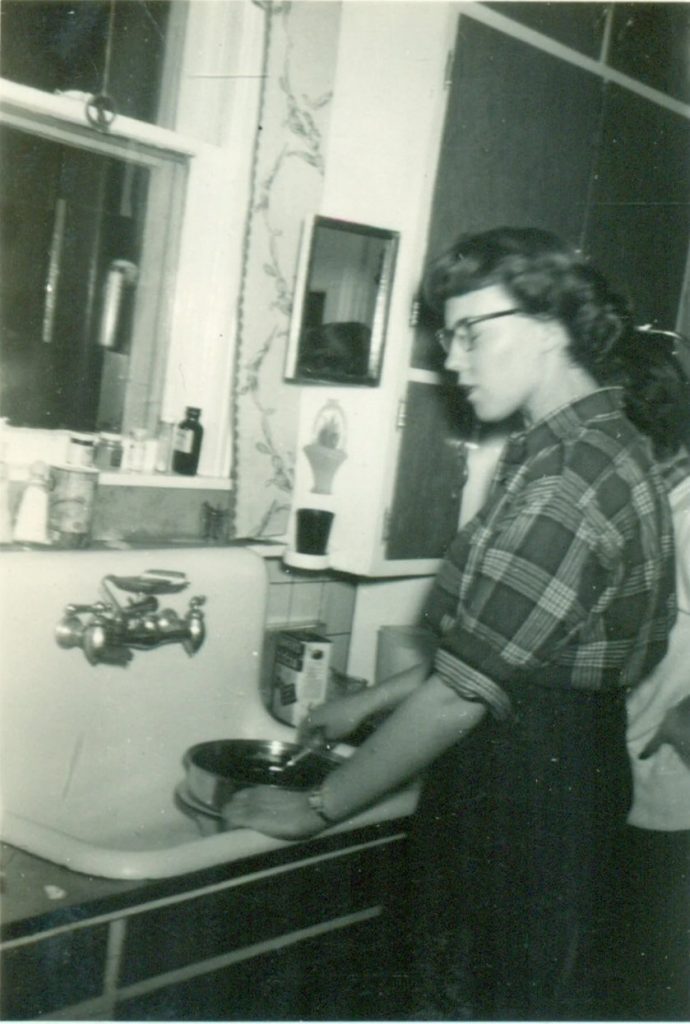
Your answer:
[65,601,109,616]
[182,595,206,656]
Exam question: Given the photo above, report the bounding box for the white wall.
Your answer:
[347,574,435,682]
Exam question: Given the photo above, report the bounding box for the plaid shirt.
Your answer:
[423,388,676,721]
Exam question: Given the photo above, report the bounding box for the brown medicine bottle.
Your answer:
[172,407,203,476]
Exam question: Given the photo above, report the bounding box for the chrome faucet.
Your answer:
[55,571,206,666]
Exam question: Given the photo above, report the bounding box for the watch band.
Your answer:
[307,786,335,824]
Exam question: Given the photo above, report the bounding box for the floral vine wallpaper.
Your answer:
[231,0,342,537]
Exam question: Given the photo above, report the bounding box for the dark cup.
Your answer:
[295,508,334,555]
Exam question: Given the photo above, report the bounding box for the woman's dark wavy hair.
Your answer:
[423,226,633,384]
[615,330,690,461]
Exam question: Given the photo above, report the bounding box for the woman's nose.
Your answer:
[444,342,468,374]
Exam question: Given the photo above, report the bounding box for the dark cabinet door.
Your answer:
[115,914,407,1021]
[386,382,473,560]
[421,17,603,277]
[583,83,690,328]
[608,3,690,105]
[392,16,605,562]
[485,2,609,58]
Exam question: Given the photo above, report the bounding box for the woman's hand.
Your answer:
[298,693,370,746]
[298,660,432,748]
[640,694,690,768]
[221,785,328,840]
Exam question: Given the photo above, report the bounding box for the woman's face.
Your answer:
[442,284,549,423]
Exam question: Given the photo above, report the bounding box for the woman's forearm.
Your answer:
[321,673,487,821]
[223,673,489,839]
[356,658,432,717]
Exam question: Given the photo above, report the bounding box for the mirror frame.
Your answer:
[285,215,399,387]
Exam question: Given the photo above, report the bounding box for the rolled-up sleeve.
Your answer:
[426,474,625,720]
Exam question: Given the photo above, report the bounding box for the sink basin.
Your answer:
[2,772,417,880]
[0,546,417,879]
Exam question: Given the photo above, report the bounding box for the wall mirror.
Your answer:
[285,215,399,386]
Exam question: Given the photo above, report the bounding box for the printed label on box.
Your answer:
[271,630,331,726]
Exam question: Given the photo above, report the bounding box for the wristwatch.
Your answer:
[307,786,336,824]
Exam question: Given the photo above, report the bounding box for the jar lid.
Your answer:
[98,432,123,442]
[69,432,95,445]
[51,463,99,475]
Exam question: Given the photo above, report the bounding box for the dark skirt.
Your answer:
[395,681,631,1021]
[609,824,690,1020]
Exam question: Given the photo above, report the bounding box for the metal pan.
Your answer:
[184,738,343,814]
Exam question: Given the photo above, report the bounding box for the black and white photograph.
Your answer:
[0,1,689,1020]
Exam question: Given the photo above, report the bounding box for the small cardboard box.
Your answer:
[271,629,332,726]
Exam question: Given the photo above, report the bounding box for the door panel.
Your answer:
[412,17,604,370]
[386,382,473,560]
[583,83,690,327]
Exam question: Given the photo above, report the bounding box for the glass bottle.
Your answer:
[127,428,149,473]
[94,432,124,471]
[172,407,203,476]
[155,419,175,473]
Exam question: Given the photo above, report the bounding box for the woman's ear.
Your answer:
[538,318,570,356]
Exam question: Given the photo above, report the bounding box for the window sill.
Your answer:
[98,472,230,490]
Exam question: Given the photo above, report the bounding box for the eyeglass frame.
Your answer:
[435,308,521,354]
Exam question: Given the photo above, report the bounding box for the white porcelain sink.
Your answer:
[2,775,417,881]
[0,547,417,879]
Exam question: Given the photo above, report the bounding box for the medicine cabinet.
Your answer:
[285,216,399,387]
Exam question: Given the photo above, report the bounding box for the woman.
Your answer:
[224,228,676,1020]
[609,331,690,1019]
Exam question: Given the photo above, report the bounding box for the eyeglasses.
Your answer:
[435,308,521,354]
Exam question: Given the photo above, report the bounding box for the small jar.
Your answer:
[127,428,149,473]
[94,432,124,471]
[67,432,96,468]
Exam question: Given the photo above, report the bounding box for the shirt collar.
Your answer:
[503,387,625,464]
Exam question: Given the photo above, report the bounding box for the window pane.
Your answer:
[0,0,173,126]
[0,125,151,430]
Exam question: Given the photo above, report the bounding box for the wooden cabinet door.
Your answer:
[583,82,690,329]
[420,17,604,280]
[387,11,690,570]
[386,381,472,560]
[389,16,604,564]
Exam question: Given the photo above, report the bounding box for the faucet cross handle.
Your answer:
[65,601,108,616]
